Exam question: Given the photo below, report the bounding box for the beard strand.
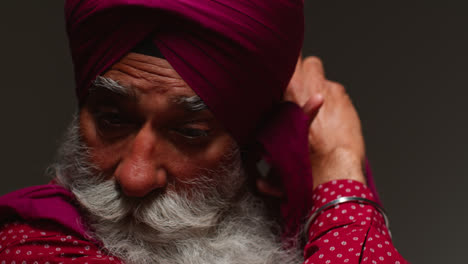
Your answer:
[51,116,301,264]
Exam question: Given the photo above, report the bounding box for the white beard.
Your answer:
[51,117,301,264]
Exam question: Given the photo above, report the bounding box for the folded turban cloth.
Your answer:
[65,0,380,238]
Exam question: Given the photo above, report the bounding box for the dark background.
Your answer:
[1,1,467,263]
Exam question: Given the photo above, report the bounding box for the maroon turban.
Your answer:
[65,0,380,237]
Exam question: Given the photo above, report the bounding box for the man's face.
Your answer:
[55,52,300,264]
[79,53,237,197]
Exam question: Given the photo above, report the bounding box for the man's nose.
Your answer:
[114,125,167,197]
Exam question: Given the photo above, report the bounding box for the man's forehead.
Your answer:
[103,52,191,95]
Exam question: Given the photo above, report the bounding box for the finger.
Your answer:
[303,93,324,122]
[327,80,346,93]
[303,56,325,78]
[256,179,284,198]
[301,56,327,96]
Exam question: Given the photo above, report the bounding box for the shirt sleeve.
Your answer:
[0,221,123,263]
[303,179,409,264]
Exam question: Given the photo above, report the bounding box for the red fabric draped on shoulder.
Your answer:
[0,185,93,242]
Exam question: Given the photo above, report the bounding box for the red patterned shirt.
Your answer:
[0,180,408,263]
[0,221,121,263]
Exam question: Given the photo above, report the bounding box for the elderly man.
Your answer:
[0,0,408,263]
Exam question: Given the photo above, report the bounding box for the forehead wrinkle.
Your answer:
[115,62,188,93]
[120,60,179,81]
[128,75,190,96]
[126,53,174,71]
[138,71,188,89]
[106,68,188,96]
[122,55,183,81]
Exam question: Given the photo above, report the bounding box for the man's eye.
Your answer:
[94,111,136,139]
[97,112,127,127]
[175,127,210,139]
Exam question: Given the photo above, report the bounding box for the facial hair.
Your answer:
[51,117,301,264]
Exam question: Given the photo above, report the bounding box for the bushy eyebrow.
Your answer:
[173,95,208,112]
[91,76,136,98]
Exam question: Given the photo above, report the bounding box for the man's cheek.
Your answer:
[83,139,128,176]
[189,134,237,167]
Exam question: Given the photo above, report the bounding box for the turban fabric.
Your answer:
[65,0,380,238]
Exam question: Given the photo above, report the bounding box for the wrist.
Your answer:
[311,148,366,189]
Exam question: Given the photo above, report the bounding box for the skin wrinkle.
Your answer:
[126,53,174,68]
[122,54,185,81]
[126,54,176,72]
[108,66,187,94]
[107,55,187,95]
[120,60,184,83]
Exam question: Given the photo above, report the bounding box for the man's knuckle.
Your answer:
[326,80,345,90]
[328,81,346,92]
[304,56,324,70]
[304,56,322,65]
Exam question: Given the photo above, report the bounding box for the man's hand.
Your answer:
[285,56,366,189]
[257,56,366,196]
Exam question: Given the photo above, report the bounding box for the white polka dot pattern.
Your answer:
[0,221,122,263]
[304,180,409,264]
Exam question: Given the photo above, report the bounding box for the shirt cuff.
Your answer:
[311,179,377,209]
[306,179,387,241]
